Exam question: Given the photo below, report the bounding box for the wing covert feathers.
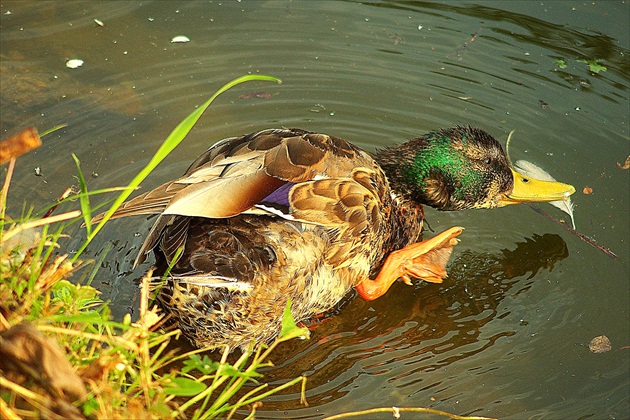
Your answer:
[102,128,376,222]
[100,129,390,267]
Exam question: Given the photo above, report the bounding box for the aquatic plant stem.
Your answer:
[0,158,15,222]
[323,406,496,420]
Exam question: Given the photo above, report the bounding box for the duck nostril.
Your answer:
[522,178,529,183]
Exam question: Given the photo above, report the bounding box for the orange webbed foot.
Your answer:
[355,226,463,301]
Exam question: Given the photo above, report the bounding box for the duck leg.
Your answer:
[355,226,463,301]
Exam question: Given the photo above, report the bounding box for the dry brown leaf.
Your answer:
[617,155,630,170]
[583,186,593,194]
[589,335,612,353]
[0,323,87,399]
[0,127,42,165]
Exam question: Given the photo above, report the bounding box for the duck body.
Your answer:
[140,128,426,349]
[104,126,575,350]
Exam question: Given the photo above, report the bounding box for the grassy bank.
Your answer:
[0,244,308,419]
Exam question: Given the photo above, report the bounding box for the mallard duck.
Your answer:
[102,126,574,350]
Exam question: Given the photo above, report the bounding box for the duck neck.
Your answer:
[373,137,431,203]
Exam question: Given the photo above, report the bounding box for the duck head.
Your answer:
[376,125,575,210]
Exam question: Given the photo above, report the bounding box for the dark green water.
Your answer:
[2,1,628,418]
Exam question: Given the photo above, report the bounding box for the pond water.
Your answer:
[2,1,628,418]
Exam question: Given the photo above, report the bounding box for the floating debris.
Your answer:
[617,156,630,170]
[238,91,272,100]
[583,186,593,195]
[171,35,190,43]
[65,59,84,69]
[310,103,326,113]
[577,59,607,74]
[94,18,105,27]
[589,335,612,354]
[555,59,567,69]
[528,205,618,259]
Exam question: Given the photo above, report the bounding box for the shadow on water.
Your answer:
[166,233,567,415]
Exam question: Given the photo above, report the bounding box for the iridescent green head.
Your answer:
[376,126,574,210]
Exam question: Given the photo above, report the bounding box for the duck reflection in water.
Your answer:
[265,233,569,383]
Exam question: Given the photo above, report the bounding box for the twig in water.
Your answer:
[527,204,617,259]
[323,406,496,420]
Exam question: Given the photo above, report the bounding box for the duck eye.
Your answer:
[484,157,491,165]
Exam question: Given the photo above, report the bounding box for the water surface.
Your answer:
[1,1,628,418]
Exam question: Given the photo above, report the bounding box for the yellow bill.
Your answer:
[499,168,575,206]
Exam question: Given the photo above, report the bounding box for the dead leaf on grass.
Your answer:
[0,127,41,165]
[0,323,87,399]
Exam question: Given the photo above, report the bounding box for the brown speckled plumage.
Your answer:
[129,129,425,349]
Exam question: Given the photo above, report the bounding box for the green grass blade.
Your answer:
[279,298,310,342]
[30,186,135,221]
[71,74,281,262]
[40,124,67,137]
[164,378,208,396]
[72,154,92,235]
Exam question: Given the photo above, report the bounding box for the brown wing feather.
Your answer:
[289,168,384,237]
[135,215,173,266]
[100,128,375,222]
[263,132,372,181]
[163,170,286,218]
[91,182,186,224]
[287,166,388,267]
[98,128,390,268]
